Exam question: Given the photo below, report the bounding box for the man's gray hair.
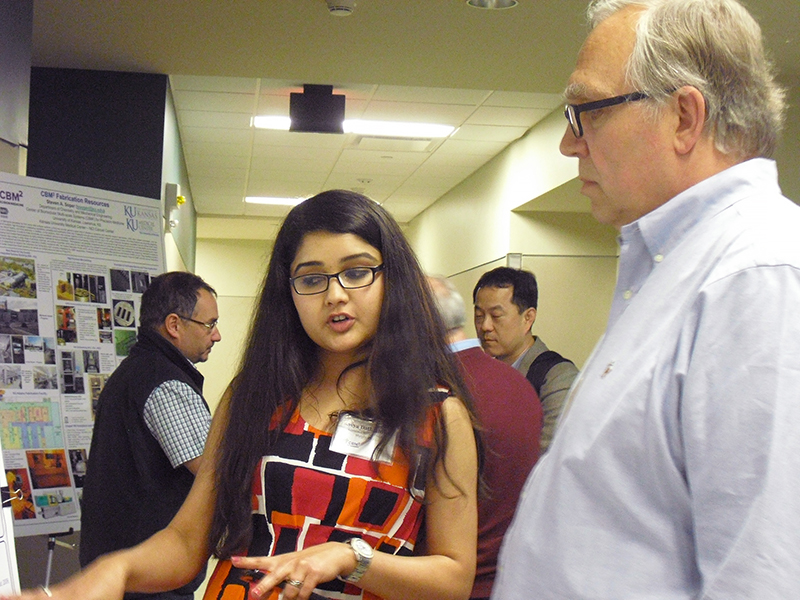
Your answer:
[587,0,786,159]
[428,275,466,331]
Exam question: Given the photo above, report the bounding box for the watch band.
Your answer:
[338,537,373,583]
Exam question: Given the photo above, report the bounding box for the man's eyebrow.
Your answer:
[479,304,506,313]
[564,82,586,101]
[563,82,599,103]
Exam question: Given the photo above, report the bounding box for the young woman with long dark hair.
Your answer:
[8,190,479,600]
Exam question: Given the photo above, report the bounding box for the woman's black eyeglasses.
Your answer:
[290,265,385,295]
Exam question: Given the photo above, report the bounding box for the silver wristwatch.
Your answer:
[338,537,374,583]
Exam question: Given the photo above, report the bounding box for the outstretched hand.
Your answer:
[232,541,356,600]
[0,556,128,600]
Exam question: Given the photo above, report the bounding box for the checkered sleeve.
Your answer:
[143,380,211,468]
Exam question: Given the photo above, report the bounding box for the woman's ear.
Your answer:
[673,86,707,155]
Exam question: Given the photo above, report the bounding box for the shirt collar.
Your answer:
[449,338,482,353]
[622,158,780,263]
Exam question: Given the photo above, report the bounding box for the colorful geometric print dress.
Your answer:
[204,404,437,600]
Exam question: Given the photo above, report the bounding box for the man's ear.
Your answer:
[162,313,181,340]
[524,307,537,329]
[673,86,707,155]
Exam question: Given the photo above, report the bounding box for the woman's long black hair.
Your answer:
[210,190,475,558]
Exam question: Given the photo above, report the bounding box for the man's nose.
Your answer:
[559,124,584,158]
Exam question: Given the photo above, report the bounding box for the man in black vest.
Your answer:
[473,267,577,454]
[79,272,221,600]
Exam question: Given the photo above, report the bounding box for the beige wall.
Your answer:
[193,91,800,397]
[406,109,620,368]
[775,85,800,204]
[194,238,271,411]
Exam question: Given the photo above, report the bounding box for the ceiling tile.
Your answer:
[337,148,428,166]
[372,85,491,105]
[172,90,256,113]
[465,106,553,127]
[252,129,348,149]
[485,91,563,109]
[178,111,252,129]
[358,101,475,124]
[192,193,246,216]
[452,124,529,142]
[182,140,253,157]
[249,156,334,175]
[245,180,322,198]
[179,126,253,144]
[435,138,509,156]
[169,75,259,94]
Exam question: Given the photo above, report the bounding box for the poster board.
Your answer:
[0,437,21,594]
[0,173,165,538]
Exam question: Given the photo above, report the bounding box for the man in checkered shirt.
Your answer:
[79,272,221,600]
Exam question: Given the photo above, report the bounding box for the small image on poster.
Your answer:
[0,257,35,299]
[112,299,136,328]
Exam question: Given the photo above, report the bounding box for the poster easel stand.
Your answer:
[43,528,75,590]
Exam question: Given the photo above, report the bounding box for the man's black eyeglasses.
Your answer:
[564,91,649,138]
[177,315,219,331]
[290,265,385,295]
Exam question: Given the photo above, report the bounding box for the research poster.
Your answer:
[0,173,165,537]
[0,438,21,594]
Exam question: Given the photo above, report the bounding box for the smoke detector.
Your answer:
[326,0,355,16]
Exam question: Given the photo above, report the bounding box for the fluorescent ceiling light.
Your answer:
[245,196,305,206]
[252,116,291,130]
[252,116,454,138]
[343,120,454,138]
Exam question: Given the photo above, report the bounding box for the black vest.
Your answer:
[79,328,208,594]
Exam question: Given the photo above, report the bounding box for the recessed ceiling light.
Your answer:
[467,0,518,8]
[252,116,454,139]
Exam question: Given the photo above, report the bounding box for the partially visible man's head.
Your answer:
[560,0,786,229]
[588,0,785,159]
[473,268,538,364]
[427,275,466,333]
[140,272,220,363]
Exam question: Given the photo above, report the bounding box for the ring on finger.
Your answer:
[286,578,304,588]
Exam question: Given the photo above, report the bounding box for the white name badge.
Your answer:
[330,413,397,463]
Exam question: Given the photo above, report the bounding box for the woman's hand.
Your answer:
[232,541,356,599]
[0,555,128,600]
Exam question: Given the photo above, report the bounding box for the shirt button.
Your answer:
[623,290,633,300]
[654,254,664,263]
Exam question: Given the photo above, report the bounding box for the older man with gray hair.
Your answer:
[493,0,800,598]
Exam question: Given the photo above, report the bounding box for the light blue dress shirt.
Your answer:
[492,159,800,599]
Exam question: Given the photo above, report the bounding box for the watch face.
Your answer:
[351,537,373,557]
